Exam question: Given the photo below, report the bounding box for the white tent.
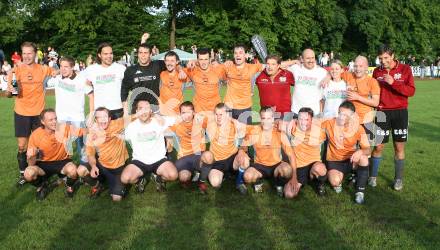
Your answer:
[151,49,196,61]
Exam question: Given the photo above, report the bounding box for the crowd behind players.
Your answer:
[2,33,415,205]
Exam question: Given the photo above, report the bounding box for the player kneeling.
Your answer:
[285,108,328,199]
[197,103,249,194]
[24,109,78,200]
[323,101,370,204]
[241,107,295,197]
[121,100,178,193]
[167,101,208,188]
[78,107,128,202]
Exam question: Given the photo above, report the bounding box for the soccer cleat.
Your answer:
[198,181,208,194]
[368,177,377,187]
[191,171,200,182]
[135,177,147,193]
[16,174,26,187]
[236,184,248,195]
[317,182,326,196]
[393,179,403,191]
[151,173,166,192]
[253,182,264,193]
[333,185,343,194]
[354,192,365,204]
[36,182,49,201]
[90,183,103,199]
[275,186,284,197]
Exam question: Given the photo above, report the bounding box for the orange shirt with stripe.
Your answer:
[243,125,292,166]
[291,121,325,168]
[86,118,128,169]
[27,126,76,162]
[169,118,207,159]
[159,70,189,115]
[206,119,238,161]
[341,72,380,124]
[322,118,370,162]
[224,63,263,109]
[9,64,54,116]
[186,65,226,112]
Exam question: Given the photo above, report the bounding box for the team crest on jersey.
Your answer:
[134,77,139,83]
[279,76,286,82]
[135,70,142,74]
[394,73,402,80]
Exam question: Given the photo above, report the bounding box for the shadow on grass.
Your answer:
[0,186,33,243]
[363,173,440,248]
[47,192,134,249]
[409,121,440,143]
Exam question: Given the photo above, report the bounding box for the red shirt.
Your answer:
[11,53,21,64]
[373,61,415,110]
[256,69,294,113]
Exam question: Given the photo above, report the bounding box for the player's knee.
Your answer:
[120,170,135,184]
[179,170,191,182]
[111,195,122,202]
[209,176,222,188]
[244,170,255,183]
[64,165,77,178]
[77,165,89,177]
[201,151,214,164]
[165,168,178,181]
[359,155,369,166]
[24,168,36,182]
[374,144,385,154]
[284,188,298,200]
[328,172,341,187]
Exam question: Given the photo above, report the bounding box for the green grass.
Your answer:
[1,81,439,249]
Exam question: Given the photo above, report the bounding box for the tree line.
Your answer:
[1,0,439,63]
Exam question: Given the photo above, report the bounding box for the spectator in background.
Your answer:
[2,60,12,74]
[430,60,435,79]
[122,51,131,66]
[86,54,93,66]
[419,59,426,79]
[11,51,22,66]
[321,52,329,67]
[37,48,43,63]
[152,45,159,56]
[79,61,86,71]
[0,48,4,69]
[436,57,440,78]
[191,44,197,54]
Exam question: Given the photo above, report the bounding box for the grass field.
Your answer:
[1,80,439,249]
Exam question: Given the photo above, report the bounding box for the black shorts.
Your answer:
[36,159,72,177]
[96,161,125,196]
[361,122,375,144]
[327,160,352,175]
[212,152,238,172]
[109,109,124,120]
[131,158,168,176]
[231,107,252,125]
[14,112,41,137]
[252,162,281,179]
[296,161,321,185]
[375,109,409,143]
[175,154,202,172]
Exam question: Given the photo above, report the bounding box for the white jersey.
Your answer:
[125,117,176,165]
[54,74,93,122]
[85,63,125,110]
[288,64,327,115]
[322,80,347,119]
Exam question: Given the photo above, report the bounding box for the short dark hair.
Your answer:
[215,102,227,110]
[260,106,274,114]
[95,106,111,116]
[180,101,194,112]
[339,101,356,112]
[298,107,314,118]
[59,56,75,67]
[40,108,56,121]
[265,54,281,64]
[96,42,112,64]
[197,48,210,59]
[138,43,152,53]
[233,44,247,52]
[136,100,150,109]
[165,51,180,61]
[21,42,37,53]
[377,44,394,56]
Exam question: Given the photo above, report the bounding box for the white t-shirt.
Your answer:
[54,74,93,122]
[322,80,347,119]
[85,63,126,110]
[288,64,327,115]
[125,117,176,165]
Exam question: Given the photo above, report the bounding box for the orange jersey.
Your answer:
[244,125,292,166]
[186,65,226,112]
[169,118,207,159]
[206,119,238,161]
[341,72,380,124]
[322,119,370,161]
[291,122,325,168]
[27,127,70,162]
[159,70,188,115]
[86,118,128,169]
[9,64,53,116]
[224,63,263,109]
